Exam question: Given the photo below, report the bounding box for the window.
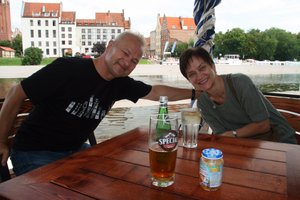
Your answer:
[61,27,65,32]
[53,30,56,38]
[68,40,72,45]
[82,41,85,45]
[97,29,100,33]
[82,35,86,39]
[62,34,65,38]
[111,29,115,33]
[97,35,100,39]
[46,49,49,55]
[103,29,107,33]
[45,30,49,38]
[88,41,91,46]
[38,41,42,47]
[117,29,121,33]
[111,35,115,39]
[38,30,41,38]
[31,41,34,47]
[30,30,34,37]
[53,41,57,47]
[45,20,48,26]
[103,35,107,40]
[37,20,41,26]
[46,41,49,47]
[88,29,91,33]
[68,34,72,38]
[62,40,65,45]
[53,49,57,55]
[82,29,85,33]
[68,27,72,32]
[52,20,56,26]
[30,20,33,26]
[88,35,91,39]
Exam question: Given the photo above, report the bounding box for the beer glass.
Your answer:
[149,114,178,187]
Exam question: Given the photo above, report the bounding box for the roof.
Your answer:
[22,2,61,18]
[0,46,15,52]
[76,11,130,28]
[161,16,196,31]
[61,11,76,24]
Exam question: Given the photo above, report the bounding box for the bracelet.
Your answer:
[191,89,195,100]
[232,130,237,137]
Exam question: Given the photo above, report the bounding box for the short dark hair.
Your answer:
[179,47,214,79]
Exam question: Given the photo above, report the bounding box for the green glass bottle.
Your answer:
[156,96,171,138]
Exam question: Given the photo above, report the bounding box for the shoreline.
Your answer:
[1,63,300,79]
[1,64,299,108]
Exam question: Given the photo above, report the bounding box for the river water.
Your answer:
[1,71,300,143]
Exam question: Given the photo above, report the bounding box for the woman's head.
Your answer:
[179,47,215,79]
[179,47,217,91]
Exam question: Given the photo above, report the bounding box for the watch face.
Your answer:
[232,131,237,137]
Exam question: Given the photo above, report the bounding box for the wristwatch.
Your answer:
[232,130,237,137]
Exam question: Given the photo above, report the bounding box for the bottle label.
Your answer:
[200,161,223,188]
[158,130,178,151]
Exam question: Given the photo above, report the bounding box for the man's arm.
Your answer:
[142,85,200,101]
[0,84,27,166]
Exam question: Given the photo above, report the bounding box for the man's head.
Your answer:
[102,31,145,80]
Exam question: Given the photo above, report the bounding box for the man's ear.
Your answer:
[107,40,114,48]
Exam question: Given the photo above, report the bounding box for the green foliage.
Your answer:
[0,57,22,65]
[11,34,23,57]
[92,42,106,56]
[22,47,43,65]
[0,40,12,47]
[214,28,299,61]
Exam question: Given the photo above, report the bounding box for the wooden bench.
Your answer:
[0,98,97,182]
[263,92,300,144]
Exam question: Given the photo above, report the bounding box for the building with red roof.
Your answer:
[21,1,130,57]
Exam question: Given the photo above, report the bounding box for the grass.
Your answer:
[0,57,152,66]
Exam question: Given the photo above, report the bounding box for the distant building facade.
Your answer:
[153,14,196,59]
[0,45,15,57]
[0,0,12,41]
[21,1,130,57]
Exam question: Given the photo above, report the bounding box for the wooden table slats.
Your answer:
[0,127,299,200]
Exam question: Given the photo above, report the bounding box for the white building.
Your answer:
[21,1,130,58]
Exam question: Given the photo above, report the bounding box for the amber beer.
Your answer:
[149,143,177,185]
[149,114,178,187]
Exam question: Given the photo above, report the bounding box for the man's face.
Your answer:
[104,35,143,78]
[185,56,217,91]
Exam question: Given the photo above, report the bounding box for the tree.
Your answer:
[22,47,43,65]
[172,42,188,57]
[92,42,106,56]
[0,40,11,47]
[12,34,23,57]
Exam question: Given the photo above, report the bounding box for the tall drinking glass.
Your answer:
[181,108,202,148]
[149,114,178,187]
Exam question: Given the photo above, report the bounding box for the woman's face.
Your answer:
[185,56,217,91]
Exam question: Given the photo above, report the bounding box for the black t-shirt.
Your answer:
[13,57,152,151]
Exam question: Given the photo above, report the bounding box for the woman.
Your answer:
[179,47,296,144]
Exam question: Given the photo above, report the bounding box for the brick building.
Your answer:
[0,0,12,41]
[153,14,196,59]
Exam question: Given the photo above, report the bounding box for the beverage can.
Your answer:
[199,148,223,191]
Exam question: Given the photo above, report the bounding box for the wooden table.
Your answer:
[0,127,299,200]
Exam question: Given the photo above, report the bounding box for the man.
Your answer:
[0,31,195,176]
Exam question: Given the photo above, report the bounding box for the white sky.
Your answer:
[10,0,300,37]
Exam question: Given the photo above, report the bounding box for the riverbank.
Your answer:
[1,63,300,107]
[1,63,300,78]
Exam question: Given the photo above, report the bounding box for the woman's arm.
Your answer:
[220,119,271,138]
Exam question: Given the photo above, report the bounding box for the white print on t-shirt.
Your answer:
[65,95,106,120]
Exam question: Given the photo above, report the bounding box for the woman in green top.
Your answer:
[179,47,297,144]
